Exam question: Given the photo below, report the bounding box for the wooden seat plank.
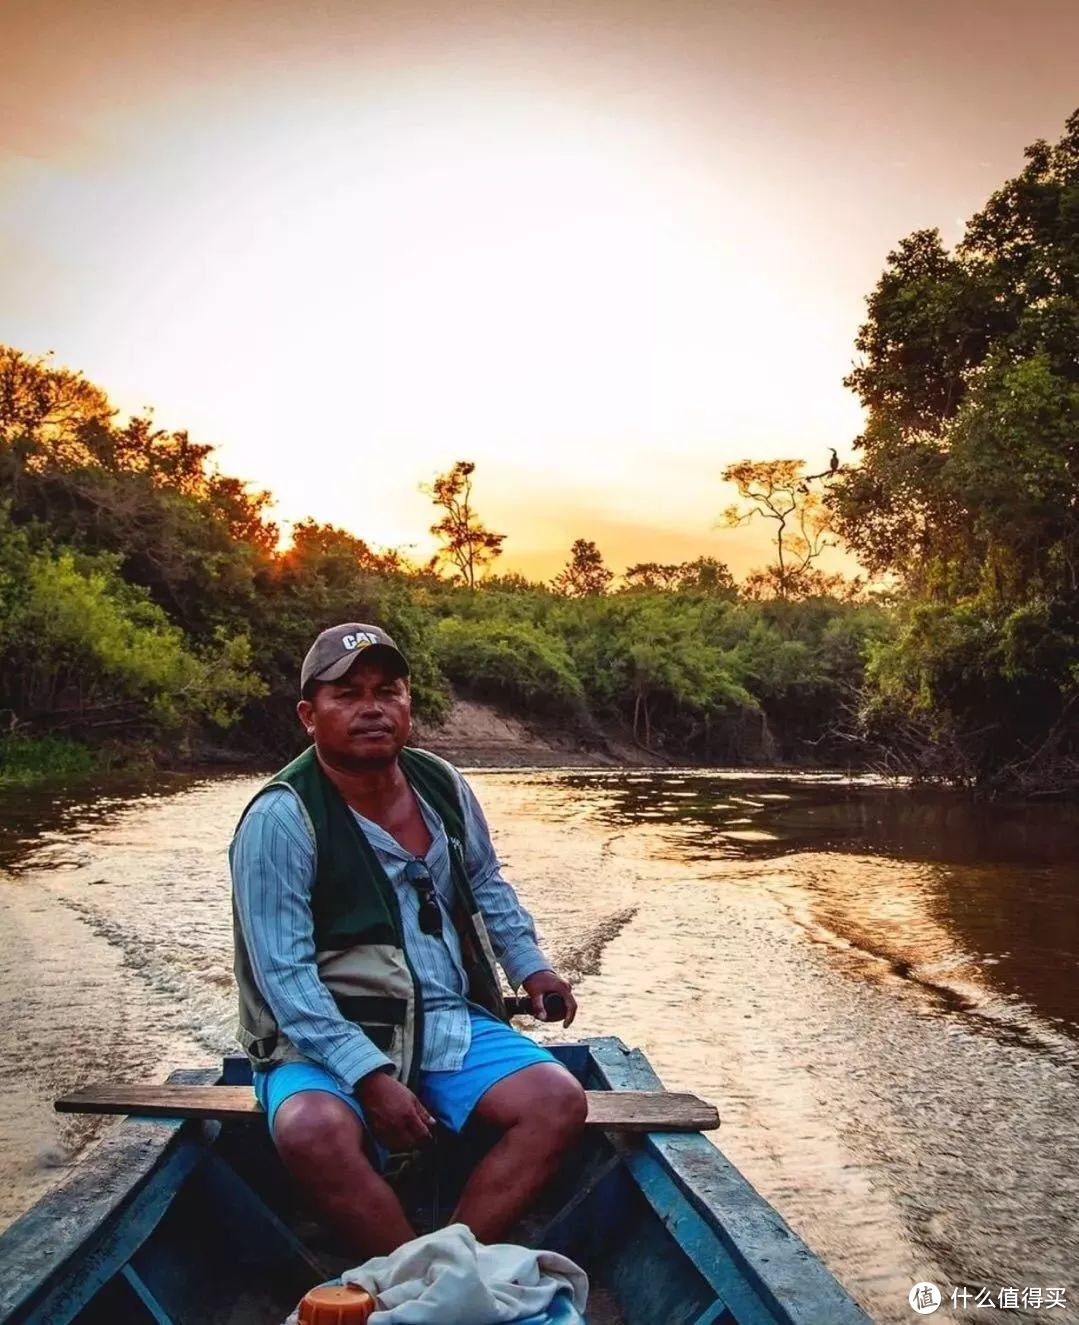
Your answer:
[56,1084,719,1132]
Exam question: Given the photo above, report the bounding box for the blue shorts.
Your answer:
[254,1009,559,1143]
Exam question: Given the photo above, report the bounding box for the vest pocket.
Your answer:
[236,1023,279,1069]
[359,1024,395,1051]
[332,994,406,1052]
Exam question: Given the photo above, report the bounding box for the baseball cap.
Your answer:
[300,623,410,696]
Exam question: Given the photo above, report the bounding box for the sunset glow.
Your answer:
[3,0,1077,578]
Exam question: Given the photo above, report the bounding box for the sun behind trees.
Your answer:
[0,348,888,782]
[5,111,1076,791]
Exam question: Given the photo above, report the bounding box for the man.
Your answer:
[230,622,586,1256]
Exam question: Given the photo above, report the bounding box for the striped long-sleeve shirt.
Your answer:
[229,761,550,1089]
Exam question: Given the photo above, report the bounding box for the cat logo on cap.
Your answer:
[341,631,381,651]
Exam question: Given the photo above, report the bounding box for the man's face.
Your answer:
[297,656,411,771]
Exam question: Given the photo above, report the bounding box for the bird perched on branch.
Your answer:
[803,450,842,484]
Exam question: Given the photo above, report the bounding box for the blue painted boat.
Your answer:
[0,1038,871,1325]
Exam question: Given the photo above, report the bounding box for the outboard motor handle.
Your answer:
[504,992,567,1021]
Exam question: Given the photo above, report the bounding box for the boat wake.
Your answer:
[57,894,236,1059]
[779,890,1079,1070]
[552,906,639,984]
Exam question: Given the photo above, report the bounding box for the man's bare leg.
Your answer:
[451,1063,588,1242]
[272,1090,416,1255]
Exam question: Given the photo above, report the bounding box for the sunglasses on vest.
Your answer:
[403,859,443,937]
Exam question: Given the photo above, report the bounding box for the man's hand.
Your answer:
[522,969,577,1027]
[355,1070,436,1151]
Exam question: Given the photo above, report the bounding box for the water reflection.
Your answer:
[555,772,1079,1037]
[1,766,1076,1325]
[0,769,219,873]
[557,770,1079,868]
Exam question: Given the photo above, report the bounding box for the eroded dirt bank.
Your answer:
[412,696,666,768]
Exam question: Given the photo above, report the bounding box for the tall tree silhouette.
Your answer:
[425,460,506,588]
[722,459,838,599]
[552,539,613,596]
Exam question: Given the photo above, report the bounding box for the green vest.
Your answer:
[232,746,507,1088]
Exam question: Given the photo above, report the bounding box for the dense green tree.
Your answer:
[623,562,685,591]
[622,557,736,595]
[672,556,739,596]
[0,347,112,449]
[0,507,262,739]
[477,571,550,594]
[0,344,891,777]
[433,617,584,714]
[832,110,1079,787]
[835,113,1079,598]
[552,592,763,756]
[0,354,276,640]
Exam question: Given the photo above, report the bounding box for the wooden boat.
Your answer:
[0,1037,871,1325]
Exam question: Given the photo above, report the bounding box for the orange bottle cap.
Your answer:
[298,1282,377,1324]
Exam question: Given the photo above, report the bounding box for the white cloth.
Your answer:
[342,1224,589,1325]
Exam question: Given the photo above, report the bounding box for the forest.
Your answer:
[1,111,1075,795]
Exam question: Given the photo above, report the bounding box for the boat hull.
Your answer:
[0,1039,871,1325]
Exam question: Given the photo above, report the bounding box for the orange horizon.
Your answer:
[3,0,1075,587]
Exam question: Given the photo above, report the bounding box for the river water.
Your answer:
[0,768,1076,1324]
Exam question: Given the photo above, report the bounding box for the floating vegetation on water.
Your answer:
[0,736,103,789]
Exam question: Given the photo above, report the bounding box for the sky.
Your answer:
[2,0,1077,580]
